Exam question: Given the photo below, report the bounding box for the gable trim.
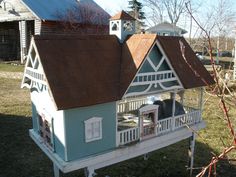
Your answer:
[146,55,165,72]
[122,41,156,99]
[155,41,184,89]
[21,38,47,89]
[123,42,183,98]
[21,37,58,109]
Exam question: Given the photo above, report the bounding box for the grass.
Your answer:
[0,64,236,177]
[0,62,24,72]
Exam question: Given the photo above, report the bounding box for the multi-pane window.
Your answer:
[84,117,103,143]
[37,113,54,150]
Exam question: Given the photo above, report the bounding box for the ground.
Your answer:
[0,62,236,177]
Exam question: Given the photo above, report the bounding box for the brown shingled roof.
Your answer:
[157,36,215,88]
[32,34,214,110]
[34,35,121,110]
[110,10,135,21]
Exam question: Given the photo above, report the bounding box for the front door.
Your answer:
[139,105,159,140]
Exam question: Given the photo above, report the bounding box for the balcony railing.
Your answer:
[117,107,201,146]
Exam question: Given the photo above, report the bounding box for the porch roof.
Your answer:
[30,34,214,110]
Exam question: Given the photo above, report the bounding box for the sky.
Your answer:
[93,0,236,37]
[94,0,128,15]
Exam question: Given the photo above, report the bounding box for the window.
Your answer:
[123,21,133,31]
[84,117,103,143]
[37,112,54,150]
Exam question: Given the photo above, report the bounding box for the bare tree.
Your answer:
[143,0,192,25]
[185,2,236,177]
[55,1,110,35]
[190,0,235,61]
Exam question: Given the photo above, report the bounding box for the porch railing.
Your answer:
[118,127,140,146]
[117,98,148,113]
[117,107,201,146]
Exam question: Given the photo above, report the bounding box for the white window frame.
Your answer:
[84,117,103,143]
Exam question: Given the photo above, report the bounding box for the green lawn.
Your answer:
[0,64,235,177]
[0,62,24,72]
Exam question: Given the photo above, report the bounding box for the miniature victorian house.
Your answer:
[22,11,214,177]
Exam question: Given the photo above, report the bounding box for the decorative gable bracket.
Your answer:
[124,42,183,98]
[21,40,47,92]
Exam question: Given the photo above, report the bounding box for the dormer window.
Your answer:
[123,21,133,31]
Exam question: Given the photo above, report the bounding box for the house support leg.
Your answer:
[84,167,96,177]
[53,163,60,177]
[189,133,196,177]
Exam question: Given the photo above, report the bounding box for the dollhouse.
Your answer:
[22,11,214,177]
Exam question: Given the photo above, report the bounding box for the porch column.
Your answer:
[84,167,96,177]
[171,91,176,131]
[19,20,27,63]
[53,163,60,177]
[198,88,204,122]
[188,132,196,177]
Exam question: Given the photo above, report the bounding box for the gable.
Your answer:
[21,39,47,92]
[32,35,121,110]
[124,43,183,97]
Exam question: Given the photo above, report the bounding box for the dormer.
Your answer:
[109,10,135,43]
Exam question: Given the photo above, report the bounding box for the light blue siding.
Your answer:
[64,102,117,161]
[31,102,38,132]
[31,102,66,161]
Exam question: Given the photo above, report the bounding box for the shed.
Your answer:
[146,21,187,36]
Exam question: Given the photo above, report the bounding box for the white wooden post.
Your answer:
[189,133,196,177]
[171,91,176,131]
[198,88,204,121]
[84,167,96,177]
[53,163,60,177]
[19,20,27,63]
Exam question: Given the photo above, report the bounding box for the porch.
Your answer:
[116,90,203,146]
[117,106,201,146]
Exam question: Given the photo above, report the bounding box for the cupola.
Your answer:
[109,10,135,43]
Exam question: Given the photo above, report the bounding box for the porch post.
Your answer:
[84,167,96,177]
[198,87,204,122]
[19,20,27,63]
[53,163,60,177]
[171,91,176,131]
[188,132,196,177]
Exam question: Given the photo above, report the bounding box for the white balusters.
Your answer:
[117,107,202,146]
[118,127,139,146]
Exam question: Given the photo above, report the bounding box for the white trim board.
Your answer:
[29,121,205,173]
